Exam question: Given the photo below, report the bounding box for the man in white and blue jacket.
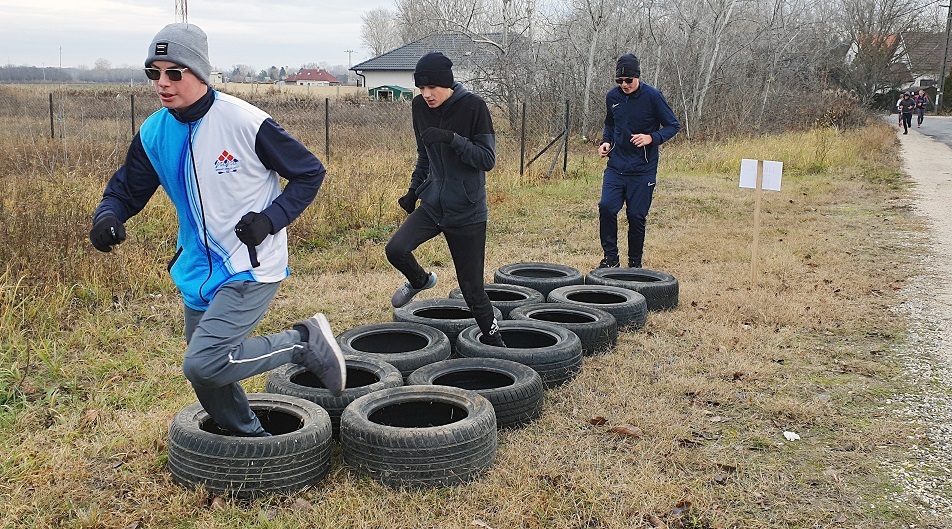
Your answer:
[89,23,345,436]
[597,54,681,269]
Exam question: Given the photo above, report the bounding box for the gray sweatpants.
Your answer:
[182,280,304,436]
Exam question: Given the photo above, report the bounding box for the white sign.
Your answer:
[739,159,783,191]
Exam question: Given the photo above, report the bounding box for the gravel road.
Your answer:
[890,117,952,525]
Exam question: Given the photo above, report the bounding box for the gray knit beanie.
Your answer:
[145,23,211,85]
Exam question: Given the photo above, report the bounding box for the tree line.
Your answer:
[361,0,949,137]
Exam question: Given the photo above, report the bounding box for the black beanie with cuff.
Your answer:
[615,54,641,79]
[414,52,454,88]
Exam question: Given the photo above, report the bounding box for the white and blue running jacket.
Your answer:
[94,89,325,311]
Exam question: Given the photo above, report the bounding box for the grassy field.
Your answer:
[0,84,939,528]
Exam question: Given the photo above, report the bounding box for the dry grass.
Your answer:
[0,84,935,528]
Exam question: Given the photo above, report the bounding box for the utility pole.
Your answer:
[176,0,188,23]
[344,49,355,68]
[937,2,952,114]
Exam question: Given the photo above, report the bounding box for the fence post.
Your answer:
[131,94,136,137]
[563,99,570,173]
[519,102,526,175]
[49,93,54,139]
[325,98,330,161]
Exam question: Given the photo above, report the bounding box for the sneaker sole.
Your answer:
[314,313,346,387]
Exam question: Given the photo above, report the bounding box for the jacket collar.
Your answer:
[170,88,215,123]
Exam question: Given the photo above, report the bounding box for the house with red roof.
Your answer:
[286,68,341,86]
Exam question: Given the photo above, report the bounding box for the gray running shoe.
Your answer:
[294,313,346,396]
[391,271,437,308]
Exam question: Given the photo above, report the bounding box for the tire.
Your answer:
[585,267,679,311]
[392,298,503,348]
[455,320,583,388]
[547,284,648,330]
[509,302,617,356]
[340,385,498,488]
[265,356,404,439]
[336,322,451,378]
[407,358,544,429]
[448,283,545,319]
[493,262,584,297]
[167,393,333,499]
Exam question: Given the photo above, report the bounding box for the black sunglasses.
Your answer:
[144,67,189,81]
[615,77,635,85]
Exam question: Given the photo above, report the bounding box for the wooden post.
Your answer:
[751,160,764,282]
[49,93,55,139]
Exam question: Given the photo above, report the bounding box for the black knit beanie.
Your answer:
[414,52,454,88]
[615,54,641,78]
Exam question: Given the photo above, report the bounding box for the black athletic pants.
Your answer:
[385,209,495,334]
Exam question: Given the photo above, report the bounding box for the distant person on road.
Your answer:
[385,52,506,347]
[896,94,904,128]
[596,54,681,269]
[915,89,931,127]
[899,91,916,134]
[89,23,346,437]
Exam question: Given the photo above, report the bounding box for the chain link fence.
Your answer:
[0,84,583,275]
[0,85,579,178]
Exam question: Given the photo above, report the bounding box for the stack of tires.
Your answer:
[167,261,679,494]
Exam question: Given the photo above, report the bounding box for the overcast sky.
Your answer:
[0,0,394,71]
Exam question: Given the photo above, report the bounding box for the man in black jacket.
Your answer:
[385,52,505,347]
[898,91,916,134]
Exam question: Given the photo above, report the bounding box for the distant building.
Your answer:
[349,33,502,90]
[209,71,223,85]
[895,32,952,89]
[286,68,341,86]
[369,85,413,101]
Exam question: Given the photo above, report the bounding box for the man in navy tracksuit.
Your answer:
[88,23,346,436]
[385,52,506,347]
[597,54,681,269]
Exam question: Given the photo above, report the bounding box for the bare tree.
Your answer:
[834,0,931,104]
[558,0,626,137]
[358,0,924,136]
[361,7,401,55]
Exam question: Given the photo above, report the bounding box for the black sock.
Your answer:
[293,324,309,342]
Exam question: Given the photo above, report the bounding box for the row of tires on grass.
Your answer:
[166,263,679,497]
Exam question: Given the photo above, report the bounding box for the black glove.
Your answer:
[398,189,417,214]
[89,214,126,252]
[234,212,273,247]
[420,127,455,146]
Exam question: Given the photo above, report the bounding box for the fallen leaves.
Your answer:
[78,408,101,430]
[608,425,643,439]
[587,416,643,440]
[670,500,692,516]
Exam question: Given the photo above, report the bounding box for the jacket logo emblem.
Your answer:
[214,150,240,174]
[612,103,620,108]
